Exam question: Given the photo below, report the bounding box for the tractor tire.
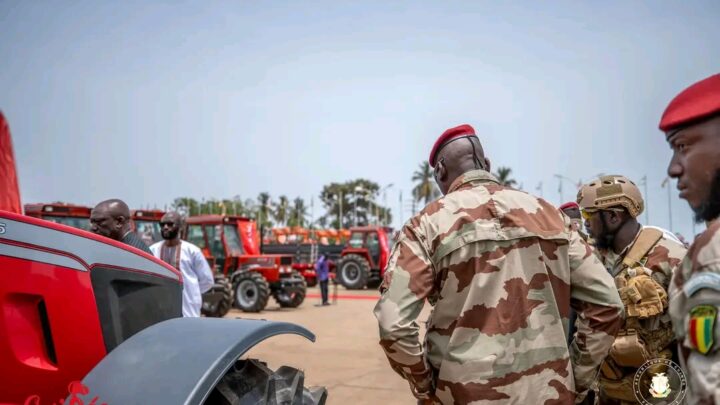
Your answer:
[202,274,233,318]
[233,272,270,313]
[336,254,370,290]
[207,359,327,405]
[273,271,307,308]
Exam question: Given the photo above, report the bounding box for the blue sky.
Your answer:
[1,1,718,237]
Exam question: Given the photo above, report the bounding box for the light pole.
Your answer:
[381,183,394,226]
[554,174,577,203]
[327,191,343,229]
[662,177,673,231]
[640,176,649,225]
[353,186,363,226]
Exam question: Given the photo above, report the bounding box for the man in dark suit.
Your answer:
[90,199,152,255]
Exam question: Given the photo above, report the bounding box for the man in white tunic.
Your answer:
[150,212,214,317]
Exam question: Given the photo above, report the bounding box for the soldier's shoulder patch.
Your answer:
[683,272,720,296]
[688,305,717,355]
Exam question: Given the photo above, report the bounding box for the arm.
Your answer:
[679,267,720,403]
[192,247,215,293]
[373,226,435,400]
[567,231,624,396]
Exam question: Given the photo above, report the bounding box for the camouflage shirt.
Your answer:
[374,170,624,404]
[594,227,686,401]
[669,221,720,404]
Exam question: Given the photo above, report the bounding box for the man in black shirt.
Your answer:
[90,199,152,255]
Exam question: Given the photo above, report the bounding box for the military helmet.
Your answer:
[576,175,644,218]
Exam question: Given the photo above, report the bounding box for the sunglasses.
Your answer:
[581,207,624,220]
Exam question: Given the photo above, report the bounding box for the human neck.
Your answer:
[613,220,641,254]
[165,238,181,247]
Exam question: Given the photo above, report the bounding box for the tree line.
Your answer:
[169,163,516,229]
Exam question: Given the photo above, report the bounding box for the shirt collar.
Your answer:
[447,169,500,193]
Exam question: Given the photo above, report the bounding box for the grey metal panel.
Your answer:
[0,242,85,271]
[78,317,315,405]
[0,217,178,280]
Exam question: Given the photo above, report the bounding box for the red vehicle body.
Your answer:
[0,211,182,403]
[24,203,92,231]
[0,111,21,214]
[186,215,306,312]
[335,226,393,289]
[238,218,322,286]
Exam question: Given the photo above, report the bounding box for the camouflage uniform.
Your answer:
[374,170,624,404]
[669,221,720,404]
[594,227,686,404]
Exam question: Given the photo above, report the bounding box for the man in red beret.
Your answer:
[661,73,720,404]
[374,124,623,404]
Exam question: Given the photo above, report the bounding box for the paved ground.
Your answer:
[225,285,430,405]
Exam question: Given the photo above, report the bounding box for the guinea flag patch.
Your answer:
[689,305,717,355]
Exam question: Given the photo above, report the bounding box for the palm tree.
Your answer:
[412,162,439,205]
[257,192,272,227]
[494,166,518,187]
[274,195,289,226]
[289,197,309,227]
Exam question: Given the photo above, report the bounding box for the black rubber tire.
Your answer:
[273,271,307,308]
[336,254,370,290]
[207,359,327,405]
[201,274,233,318]
[233,272,270,313]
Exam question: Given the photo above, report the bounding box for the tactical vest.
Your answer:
[599,228,676,402]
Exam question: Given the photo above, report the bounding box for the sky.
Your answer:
[1,1,719,237]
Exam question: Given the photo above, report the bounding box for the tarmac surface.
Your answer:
[226,285,431,405]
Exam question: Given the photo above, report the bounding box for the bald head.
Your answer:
[160,211,183,241]
[433,136,491,195]
[90,199,131,240]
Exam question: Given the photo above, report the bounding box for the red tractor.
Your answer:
[335,226,394,290]
[0,210,325,404]
[186,215,307,312]
[0,113,325,404]
[24,202,92,231]
[130,209,165,246]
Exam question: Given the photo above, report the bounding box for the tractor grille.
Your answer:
[280,256,293,265]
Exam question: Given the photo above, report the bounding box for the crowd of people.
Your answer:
[374,73,720,404]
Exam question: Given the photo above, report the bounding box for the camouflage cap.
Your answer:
[577,175,644,218]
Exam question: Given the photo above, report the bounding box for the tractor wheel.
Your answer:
[207,359,327,405]
[201,274,233,318]
[233,272,270,313]
[273,271,307,308]
[337,254,370,290]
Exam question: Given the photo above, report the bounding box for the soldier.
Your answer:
[576,175,687,404]
[560,201,591,243]
[660,73,720,403]
[374,124,624,404]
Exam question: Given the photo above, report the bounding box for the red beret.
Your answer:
[559,202,579,211]
[659,73,720,132]
[429,124,476,167]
